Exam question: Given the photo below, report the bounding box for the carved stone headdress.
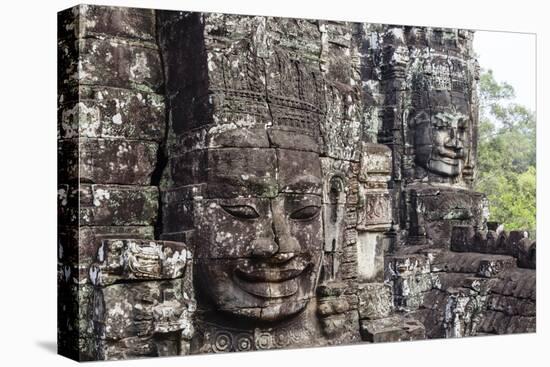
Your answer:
[157,13,365,187]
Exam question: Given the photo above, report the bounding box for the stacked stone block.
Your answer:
[356,143,392,281]
[359,26,481,248]
[58,5,166,360]
[451,225,536,269]
[385,247,535,338]
[88,239,195,359]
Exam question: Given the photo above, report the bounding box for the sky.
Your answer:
[473,30,536,112]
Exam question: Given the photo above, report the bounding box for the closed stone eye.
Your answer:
[220,205,260,219]
[289,205,321,221]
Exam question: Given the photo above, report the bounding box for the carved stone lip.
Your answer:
[433,156,461,166]
[234,266,306,283]
[435,147,464,160]
[233,262,312,298]
[233,276,300,298]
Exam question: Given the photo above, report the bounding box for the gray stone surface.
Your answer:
[360,316,425,342]
[57,4,536,362]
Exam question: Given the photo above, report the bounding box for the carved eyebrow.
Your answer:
[281,174,322,193]
[218,197,263,209]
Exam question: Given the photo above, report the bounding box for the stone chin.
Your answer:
[221,298,311,323]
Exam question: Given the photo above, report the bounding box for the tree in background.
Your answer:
[475,69,536,232]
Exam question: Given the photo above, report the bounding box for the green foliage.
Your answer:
[474,69,536,231]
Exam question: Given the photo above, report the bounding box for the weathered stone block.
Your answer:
[386,254,431,278]
[450,225,476,252]
[517,239,536,269]
[319,310,361,344]
[339,245,356,265]
[89,239,192,286]
[393,273,434,297]
[168,150,208,187]
[451,226,531,258]
[407,187,487,248]
[489,268,536,301]
[79,226,154,264]
[316,282,348,298]
[208,125,270,149]
[316,282,361,342]
[357,190,392,231]
[339,261,358,280]
[90,237,195,360]
[58,5,157,41]
[59,138,158,185]
[58,184,79,226]
[277,149,323,195]
[478,258,516,278]
[93,278,195,348]
[59,37,163,93]
[63,226,156,283]
[461,277,492,295]
[161,199,196,234]
[358,142,392,183]
[57,140,78,182]
[58,282,96,360]
[429,250,517,275]
[406,307,446,339]
[169,148,282,198]
[356,232,385,281]
[443,287,487,338]
[206,148,279,198]
[79,184,158,226]
[317,296,351,317]
[321,86,362,162]
[59,87,165,140]
[167,126,272,155]
[505,315,536,334]
[267,128,320,153]
[394,292,428,311]
[357,283,393,320]
[478,310,511,335]
[487,294,536,317]
[360,316,425,342]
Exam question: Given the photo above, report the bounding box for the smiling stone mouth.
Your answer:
[431,154,464,166]
[435,147,464,160]
[433,155,462,166]
[233,262,312,298]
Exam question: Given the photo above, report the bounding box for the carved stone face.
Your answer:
[413,111,469,177]
[193,146,324,322]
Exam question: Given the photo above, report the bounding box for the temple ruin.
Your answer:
[57,5,536,361]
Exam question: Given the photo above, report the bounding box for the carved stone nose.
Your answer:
[274,234,300,254]
[249,236,298,262]
[445,130,463,150]
[250,238,278,258]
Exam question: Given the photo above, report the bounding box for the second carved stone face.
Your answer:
[413,110,470,177]
[193,146,324,322]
